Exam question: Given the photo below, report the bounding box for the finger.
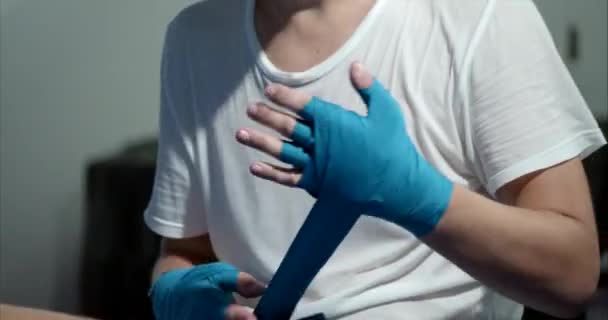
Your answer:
[235,128,283,159]
[236,272,266,298]
[247,103,315,150]
[247,103,297,138]
[279,142,310,169]
[265,84,311,114]
[225,304,257,320]
[290,122,314,151]
[236,129,310,168]
[265,84,316,122]
[250,162,302,187]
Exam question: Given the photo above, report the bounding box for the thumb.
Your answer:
[350,61,374,104]
[350,62,403,124]
[236,272,266,298]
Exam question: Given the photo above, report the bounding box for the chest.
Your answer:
[191,5,478,190]
[202,56,470,188]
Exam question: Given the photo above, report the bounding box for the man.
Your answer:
[144,0,606,319]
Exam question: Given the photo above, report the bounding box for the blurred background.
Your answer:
[0,0,606,319]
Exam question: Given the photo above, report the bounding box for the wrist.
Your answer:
[149,267,190,298]
[421,184,469,240]
[388,161,455,237]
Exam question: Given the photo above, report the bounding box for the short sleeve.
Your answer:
[464,0,606,196]
[144,17,209,238]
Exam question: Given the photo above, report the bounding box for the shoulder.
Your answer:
[412,0,546,65]
[167,0,245,40]
[425,0,537,17]
[418,0,541,35]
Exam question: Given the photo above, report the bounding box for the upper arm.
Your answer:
[144,17,209,239]
[496,159,596,230]
[466,0,606,196]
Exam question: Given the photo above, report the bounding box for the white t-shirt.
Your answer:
[144,0,606,319]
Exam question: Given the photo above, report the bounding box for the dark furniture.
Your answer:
[80,122,607,319]
[79,142,159,320]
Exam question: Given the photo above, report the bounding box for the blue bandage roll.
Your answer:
[253,200,360,320]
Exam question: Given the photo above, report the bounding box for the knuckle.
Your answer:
[296,92,309,105]
[288,173,300,186]
[259,137,272,149]
[248,133,262,146]
[260,171,272,180]
[275,84,288,97]
[278,174,292,186]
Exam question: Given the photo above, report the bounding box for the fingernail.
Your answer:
[251,163,262,173]
[353,61,364,76]
[238,130,250,141]
[265,85,276,96]
[247,104,258,115]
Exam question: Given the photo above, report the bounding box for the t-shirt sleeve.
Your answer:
[144,17,209,238]
[464,0,606,196]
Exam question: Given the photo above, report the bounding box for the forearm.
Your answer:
[152,254,196,283]
[151,235,218,283]
[424,185,599,317]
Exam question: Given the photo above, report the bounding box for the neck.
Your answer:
[252,0,376,72]
[256,0,325,19]
[255,0,374,31]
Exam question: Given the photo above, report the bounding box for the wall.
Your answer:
[0,0,192,313]
[534,0,608,120]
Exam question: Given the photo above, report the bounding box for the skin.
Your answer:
[152,1,600,319]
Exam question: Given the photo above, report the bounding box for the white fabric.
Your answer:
[144,0,606,319]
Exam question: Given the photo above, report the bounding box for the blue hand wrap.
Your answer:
[291,122,315,151]
[279,142,310,169]
[150,262,240,320]
[256,79,454,319]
